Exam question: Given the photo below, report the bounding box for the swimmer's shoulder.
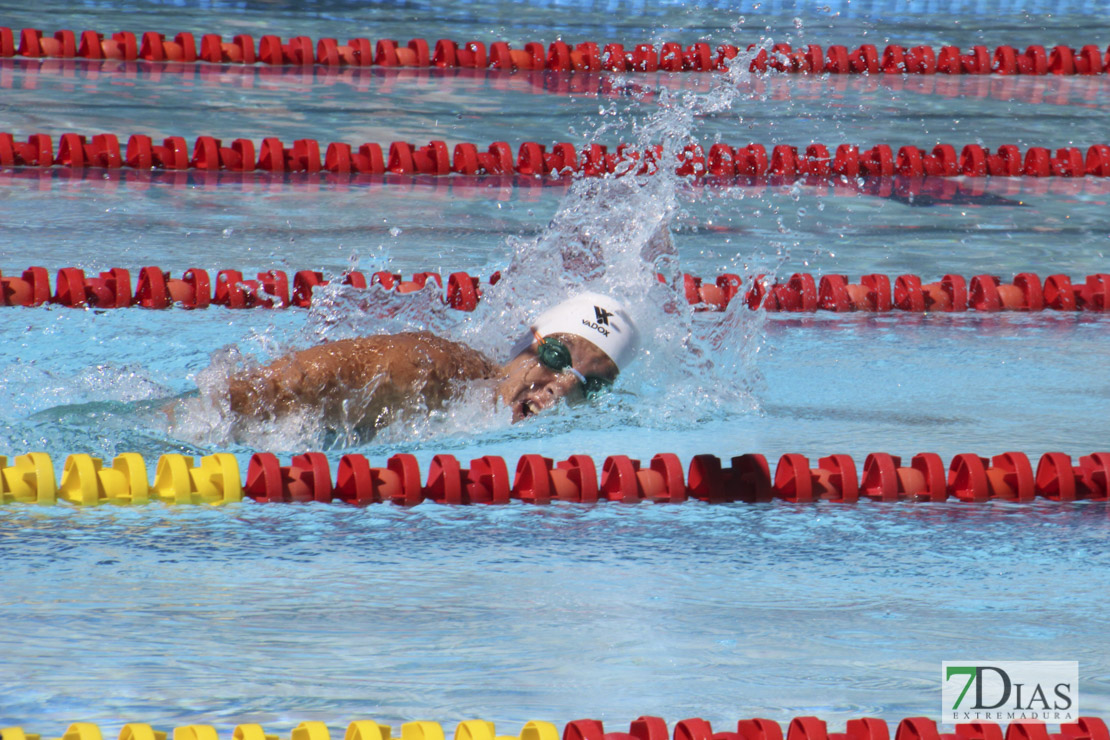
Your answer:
[325,331,499,378]
[317,331,448,352]
[398,331,500,376]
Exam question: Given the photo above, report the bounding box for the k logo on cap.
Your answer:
[525,292,640,370]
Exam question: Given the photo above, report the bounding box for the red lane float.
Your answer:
[860,454,947,502]
[6,267,1110,314]
[230,450,1110,505]
[566,717,670,740]
[5,132,1110,179]
[3,29,1109,75]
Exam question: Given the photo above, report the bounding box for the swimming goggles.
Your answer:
[532,330,614,398]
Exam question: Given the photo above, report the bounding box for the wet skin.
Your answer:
[227,330,619,430]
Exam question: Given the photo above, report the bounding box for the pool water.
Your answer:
[2,0,1110,734]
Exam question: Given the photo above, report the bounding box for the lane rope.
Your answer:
[3,718,1107,740]
[2,28,1109,75]
[2,448,1107,505]
[4,132,1110,178]
[2,718,1108,740]
[3,267,1109,314]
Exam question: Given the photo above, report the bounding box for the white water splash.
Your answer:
[173,34,782,450]
[450,40,777,427]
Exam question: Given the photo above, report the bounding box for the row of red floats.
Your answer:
[566,717,1105,740]
[0,133,1097,180]
[0,266,484,310]
[742,272,1110,313]
[4,27,1110,75]
[567,717,1110,740]
[4,132,1110,178]
[243,449,1110,504]
[3,267,1110,313]
[686,271,1110,313]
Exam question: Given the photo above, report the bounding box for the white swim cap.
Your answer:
[528,291,639,370]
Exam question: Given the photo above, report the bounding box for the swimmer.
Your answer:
[226,292,639,432]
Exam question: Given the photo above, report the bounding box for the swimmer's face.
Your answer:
[497,333,619,423]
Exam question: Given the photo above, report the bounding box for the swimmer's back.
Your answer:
[228,331,500,425]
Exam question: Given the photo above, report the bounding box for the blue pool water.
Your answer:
[2,0,1110,734]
